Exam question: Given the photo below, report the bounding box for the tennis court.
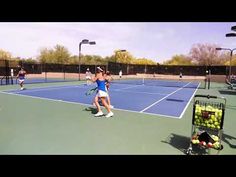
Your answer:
[0,79,236,155]
[2,79,200,118]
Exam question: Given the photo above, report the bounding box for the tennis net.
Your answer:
[110,74,206,89]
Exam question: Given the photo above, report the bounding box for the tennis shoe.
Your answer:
[94,111,104,117]
[109,105,114,108]
[105,112,114,118]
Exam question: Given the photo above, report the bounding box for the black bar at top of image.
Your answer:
[0,1,236,22]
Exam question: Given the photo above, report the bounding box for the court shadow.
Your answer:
[161,133,208,155]
[218,89,236,95]
[166,98,184,102]
[222,133,236,149]
[84,107,97,114]
[225,105,236,111]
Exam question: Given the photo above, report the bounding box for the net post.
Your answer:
[207,69,211,89]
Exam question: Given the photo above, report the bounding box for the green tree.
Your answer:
[0,49,12,60]
[38,47,54,63]
[80,55,106,65]
[53,45,71,64]
[38,45,71,64]
[23,58,38,64]
[163,55,193,65]
[132,58,156,65]
[69,55,79,65]
[114,50,133,64]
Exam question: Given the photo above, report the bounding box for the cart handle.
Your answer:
[194,94,226,105]
[194,95,217,99]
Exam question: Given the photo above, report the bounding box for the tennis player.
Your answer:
[92,67,114,118]
[105,71,114,108]
[179,72,182,79]
[17,67,27,90]
[119,70,122,79]
[85,68,92,85]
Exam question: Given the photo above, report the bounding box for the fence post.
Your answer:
[127,64,129,75]
[5,60,10,85]
[45,63,47,82]
[64,64,66,81]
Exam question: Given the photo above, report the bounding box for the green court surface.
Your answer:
[0,81,236,155]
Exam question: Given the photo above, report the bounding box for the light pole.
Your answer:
[216,47,236,78]
[78,39,96,80]
[225,25,236,37]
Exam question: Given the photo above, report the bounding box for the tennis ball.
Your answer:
[192,139,200,144]
[208,142,213,148]
[201,141,206,146]
[214,122,219,126]
[213,136,219,142]
[218,110,222,117]
[213,142,220,149]
[217,125,220,130]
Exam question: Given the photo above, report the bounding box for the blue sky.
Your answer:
[0,22,236,63]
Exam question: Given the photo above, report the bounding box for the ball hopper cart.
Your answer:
[186,95,226,155]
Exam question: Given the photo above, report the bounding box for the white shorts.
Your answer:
[96,90,108,97]
[86,76,91,80]
[18,79,24,83]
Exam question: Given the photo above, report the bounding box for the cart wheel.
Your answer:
[219,144,223,150]
[186,148,192,155]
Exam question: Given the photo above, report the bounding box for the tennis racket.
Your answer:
[85,87,98,96]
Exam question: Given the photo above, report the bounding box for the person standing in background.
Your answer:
[119,70,122,79]
[85,68,92,85]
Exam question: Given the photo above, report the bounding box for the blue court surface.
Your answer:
[3,81,199,118]
[0,78,77,85]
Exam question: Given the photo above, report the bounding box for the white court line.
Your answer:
[11,85,89,94]
[140,82,192,113]
[0,90,180,119]
[0,82,87,92]
[112,89,167,96]
[178,83,200,119]
[0,82,199,119]
[1,83,92,93]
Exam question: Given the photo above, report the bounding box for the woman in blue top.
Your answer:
[92,67,114,118]
[17,67,27,90]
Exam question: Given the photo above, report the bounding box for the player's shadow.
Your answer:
[219,89,236,95]
[161,133,208,155]
[166,98,184,102]
[222,133,236,148]
[84,107,97,114]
